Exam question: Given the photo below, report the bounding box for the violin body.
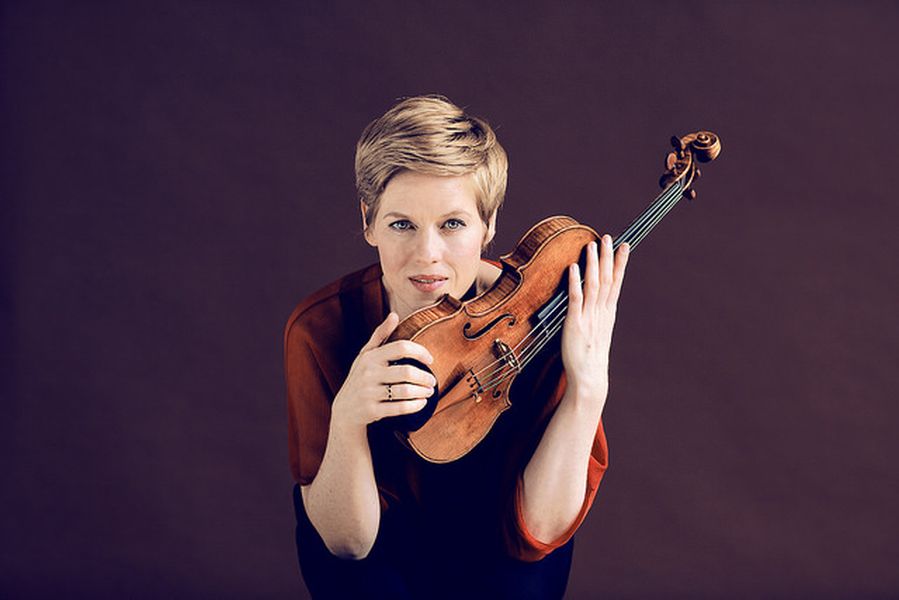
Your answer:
[388,216,599,462]
[387,130,721,463]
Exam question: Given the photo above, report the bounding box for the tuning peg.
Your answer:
[683,189,697,201]
[695,168,702,179]
[671,136,686,152]
[665,152,678,170]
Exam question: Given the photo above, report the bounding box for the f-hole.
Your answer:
[462,313,516,340]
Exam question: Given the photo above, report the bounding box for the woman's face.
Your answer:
[364,170,496,320]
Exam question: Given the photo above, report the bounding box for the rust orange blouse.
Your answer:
[284,262,609,562]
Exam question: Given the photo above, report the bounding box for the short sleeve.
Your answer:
[284,318,334,486]
[502,371,610,562]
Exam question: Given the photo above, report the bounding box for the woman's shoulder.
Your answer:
[284,263,381,343]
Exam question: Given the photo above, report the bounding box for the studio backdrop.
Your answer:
[3,2,897,598]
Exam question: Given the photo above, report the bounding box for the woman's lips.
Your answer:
[409,275,448,293]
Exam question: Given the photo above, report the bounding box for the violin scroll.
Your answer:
[659,130,722,200]
[690,131,721,162]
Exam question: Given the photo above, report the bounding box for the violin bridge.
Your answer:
[466,369,484,403]
[493,339,521,371]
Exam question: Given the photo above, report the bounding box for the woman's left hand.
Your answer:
[561,234,630,409]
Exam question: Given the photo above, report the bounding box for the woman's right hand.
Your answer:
[331,312,436,428]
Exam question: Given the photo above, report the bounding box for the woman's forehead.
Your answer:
[380,172,478,218]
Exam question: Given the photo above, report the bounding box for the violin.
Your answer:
[387,131,722,463]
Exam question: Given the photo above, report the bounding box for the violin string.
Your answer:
[470,279,576,384]
[476,306,569,391]
[468,298,571,381]
[491,184,684,375]
[517,310,567,367]
[613,186,674,250]
[468,187,676,387]
[509,187,685,372]
[615,181,680,249]
[465,180,686,394]
[514,302,569,363]
[485,181,689,393]
[478,308,568,393]
[618,181,683,251]
[467,285,578,381]
[623,193,680,250]
[474,308,566,391]
[481,187,681,392]
[478,310,567,393]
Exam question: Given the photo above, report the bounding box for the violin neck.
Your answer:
[524,180,687,371]
[612,179,685,252]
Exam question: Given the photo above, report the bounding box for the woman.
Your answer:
[284,95,629,599]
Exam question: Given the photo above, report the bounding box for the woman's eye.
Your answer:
[443,218,466,230]
[389,220,413,231]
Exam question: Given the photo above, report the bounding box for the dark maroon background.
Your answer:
[3,2,898,598]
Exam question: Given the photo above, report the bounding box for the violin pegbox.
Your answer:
[659,130,721,201]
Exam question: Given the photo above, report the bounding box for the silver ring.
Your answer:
[386,383,392,401]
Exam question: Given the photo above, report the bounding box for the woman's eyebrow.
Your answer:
[383,211,411,220]
[440,210,474,218]
[383,209,475,220]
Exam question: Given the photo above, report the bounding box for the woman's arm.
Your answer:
[300,313,435,559]
[301,417,380,559]
[521,235,629,543]
[521,383,605,543]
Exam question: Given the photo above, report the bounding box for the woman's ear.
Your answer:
[360,200,376,246]
[483,210,498,248]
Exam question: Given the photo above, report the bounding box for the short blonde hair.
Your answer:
[355,95,508,229]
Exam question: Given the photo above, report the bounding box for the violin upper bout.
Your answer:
[440,294,462,312]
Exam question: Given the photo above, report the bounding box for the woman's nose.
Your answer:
[415,228,443,262]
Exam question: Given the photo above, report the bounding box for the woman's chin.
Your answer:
[410,292,442,308]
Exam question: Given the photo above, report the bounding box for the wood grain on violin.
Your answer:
[387,131,722,463]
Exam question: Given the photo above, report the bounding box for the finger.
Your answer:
[362,312,400,352]
[608,242,630,306]
[376,340,434,365]
[597,234,614,306]
[385,364,437,387]
[384,383,434,400]
[584,241,599,309]
[567,263,583,319]
[377,398,428,419]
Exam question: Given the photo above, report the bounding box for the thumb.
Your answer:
[361,312,400,352]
